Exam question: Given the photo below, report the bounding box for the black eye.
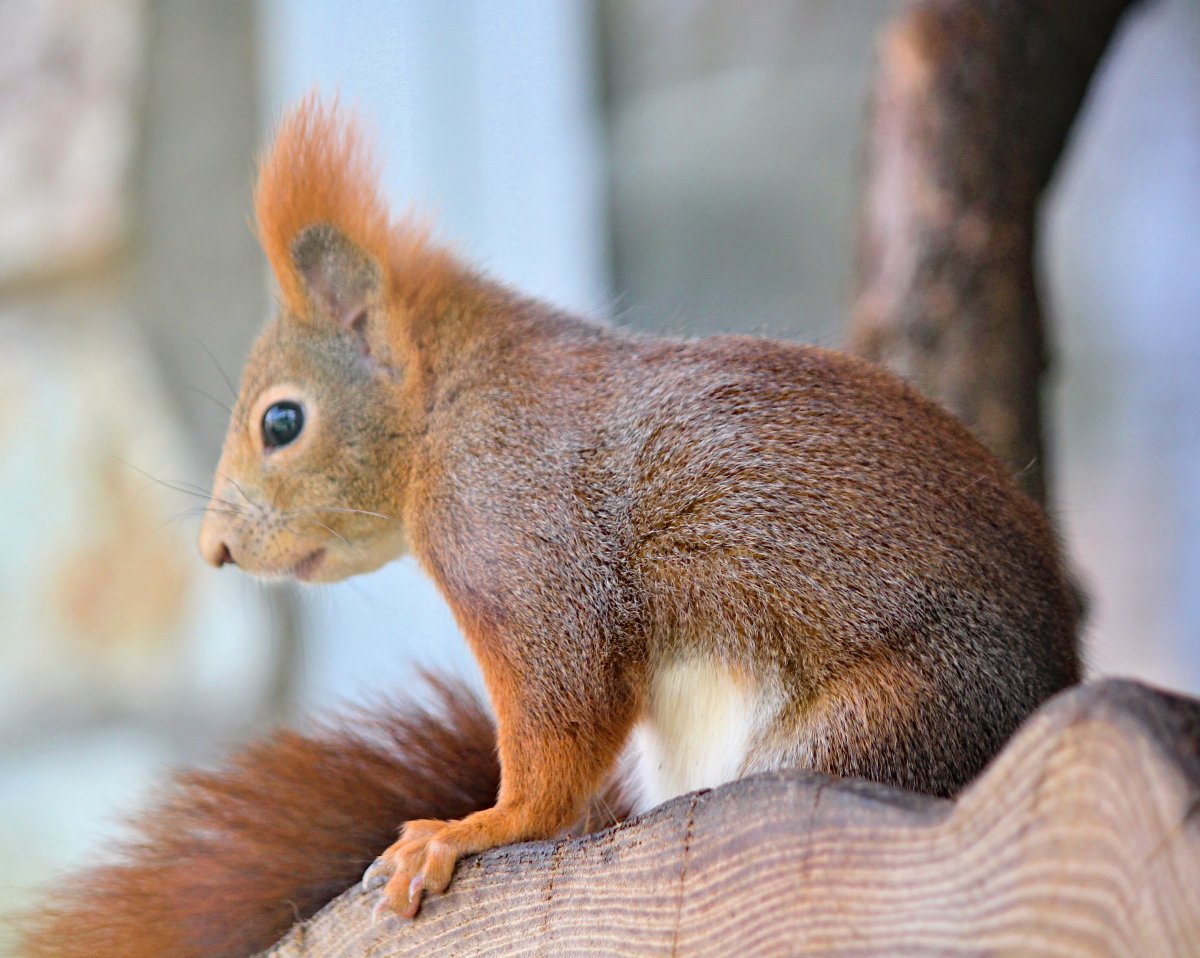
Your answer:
[262,401,304,449]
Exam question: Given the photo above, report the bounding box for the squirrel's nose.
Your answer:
[200,535,236,569]
[198,513,236,568]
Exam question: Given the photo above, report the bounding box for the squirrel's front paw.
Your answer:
[364,818,456,920]
[364,806,533,920]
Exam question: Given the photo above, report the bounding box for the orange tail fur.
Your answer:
[17,677,498,958]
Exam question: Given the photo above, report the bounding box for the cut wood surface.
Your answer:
[264,679,1200,957]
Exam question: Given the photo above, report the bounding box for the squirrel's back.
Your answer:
[486,326,1080,799]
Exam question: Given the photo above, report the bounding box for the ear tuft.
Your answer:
[255,94,391,320]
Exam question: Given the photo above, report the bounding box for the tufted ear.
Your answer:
[291,223,379,329]
[255,94,392,326]
[255,93,464,349]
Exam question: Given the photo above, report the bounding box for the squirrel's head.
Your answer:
[198,95,452,583]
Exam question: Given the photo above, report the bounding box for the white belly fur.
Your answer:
[625,658,763,814]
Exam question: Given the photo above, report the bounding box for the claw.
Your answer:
[400,881,424,920]
[371,896,394,925]
[400,902,419,920]
[361,857,392,892]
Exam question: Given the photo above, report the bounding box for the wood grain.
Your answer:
[263,679,1200,957]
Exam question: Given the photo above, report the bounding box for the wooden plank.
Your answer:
[263,679,1200,956]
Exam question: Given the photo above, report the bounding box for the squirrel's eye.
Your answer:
[262,401,304,450]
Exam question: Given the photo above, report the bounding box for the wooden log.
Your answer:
[263,679,1200,957]
[849,0,1142,503]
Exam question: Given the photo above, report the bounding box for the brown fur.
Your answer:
[23,95,1081,953]
[17,678,499,958]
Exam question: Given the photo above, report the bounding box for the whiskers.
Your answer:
[117,457,402,557]
[114,459,245,542]
[299,516,352,547]
[156,503,222,535]
[215,470,254,508]
[279,505,403,551]
[117,458,245,512]
[185,385,244,427]
[288,505,402,523]
[272,470,404,539]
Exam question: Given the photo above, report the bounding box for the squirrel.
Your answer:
[19,95,1080,957]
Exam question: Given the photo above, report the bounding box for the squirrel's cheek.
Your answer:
[319,525,410,582]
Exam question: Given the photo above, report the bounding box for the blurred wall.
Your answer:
[1046,0,1200,691]
[601,0,904,341]
[0,1,277,948]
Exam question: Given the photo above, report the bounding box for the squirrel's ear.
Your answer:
[291,224,379,328]
[255,95,392,328]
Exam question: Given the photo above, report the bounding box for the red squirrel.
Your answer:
[20,96,1079,957]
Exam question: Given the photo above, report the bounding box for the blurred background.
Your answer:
[0,0,1197,947]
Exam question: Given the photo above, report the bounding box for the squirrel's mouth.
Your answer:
[288,548,327,582]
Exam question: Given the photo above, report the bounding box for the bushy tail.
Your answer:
[17,676,499,958]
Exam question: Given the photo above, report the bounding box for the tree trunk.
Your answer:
[850,0,1141,503]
